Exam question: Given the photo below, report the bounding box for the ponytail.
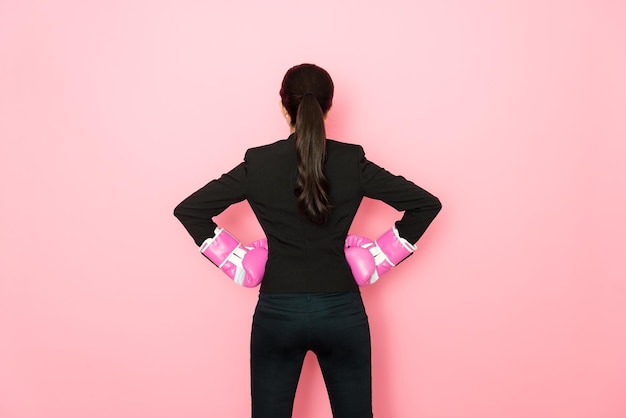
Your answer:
[280,64,334,224]
[294,93,331,224]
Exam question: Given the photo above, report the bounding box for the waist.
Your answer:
[256,291,363,313]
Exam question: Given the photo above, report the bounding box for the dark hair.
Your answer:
[280,63,334,224]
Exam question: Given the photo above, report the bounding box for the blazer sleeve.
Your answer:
[358,146,442,244]
[173,161,247,246]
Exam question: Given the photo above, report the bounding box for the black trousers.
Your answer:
[250,291,373,418]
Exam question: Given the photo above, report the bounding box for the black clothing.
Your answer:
[174,134,441,418]
[174,134,442,294]
[251,291,372,418]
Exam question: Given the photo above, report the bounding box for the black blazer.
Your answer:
[174,134,441,293]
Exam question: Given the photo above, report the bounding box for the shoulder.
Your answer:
[244,137,366,161]
[244,138,291,160]
[326,138,364,155]
[326,139,366,166]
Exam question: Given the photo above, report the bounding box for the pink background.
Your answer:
[1,1,625,417]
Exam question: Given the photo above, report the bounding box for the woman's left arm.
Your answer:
[174,162,247,246]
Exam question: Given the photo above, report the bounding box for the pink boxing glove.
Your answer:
[345,234,377,286]
[371,227,416,278]
[199,228,268,288]
[344,227,416,286]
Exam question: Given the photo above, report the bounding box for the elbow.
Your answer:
[173,202,186,221]
[426,193,442,217]
[433,196,442,214]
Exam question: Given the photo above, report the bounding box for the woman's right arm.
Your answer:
[357,146,442,244]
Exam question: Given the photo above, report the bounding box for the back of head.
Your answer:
[280,64,334,224]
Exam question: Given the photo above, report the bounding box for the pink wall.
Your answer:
[1,1,624,417]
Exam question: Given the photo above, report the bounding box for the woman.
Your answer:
[174,63,441,418]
